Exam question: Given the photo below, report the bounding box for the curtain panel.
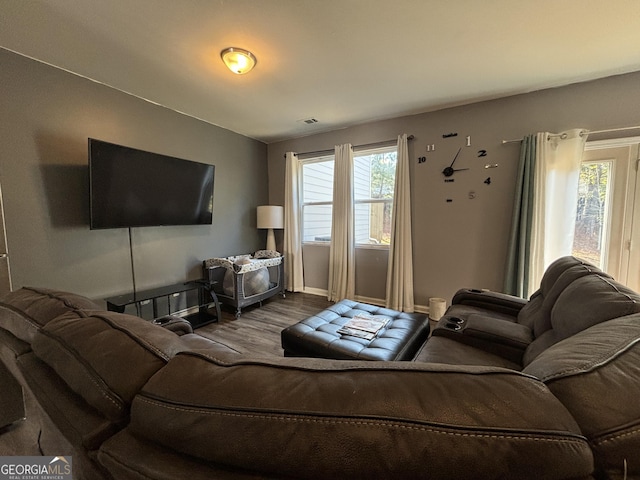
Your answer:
[283,152,304,292]
[386,134,414,312]
[504,129,586,297]
[327,144,355,302]
[504,134,537,297]
[530,128,587,290]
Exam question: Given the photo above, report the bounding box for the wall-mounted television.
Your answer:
[89,138,214,229]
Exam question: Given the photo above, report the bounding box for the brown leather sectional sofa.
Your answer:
[0,256,639,479]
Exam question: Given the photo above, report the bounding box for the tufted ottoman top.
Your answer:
[281,299,430,361]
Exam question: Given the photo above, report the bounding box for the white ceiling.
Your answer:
[2,0,640,143]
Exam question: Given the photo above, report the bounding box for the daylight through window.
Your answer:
[572,160,612,269]
[301,146,397,246]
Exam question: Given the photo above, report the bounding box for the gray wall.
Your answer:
[267,71,640,307]
[0,49,268,301]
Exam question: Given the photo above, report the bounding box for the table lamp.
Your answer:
[257,205,283,251]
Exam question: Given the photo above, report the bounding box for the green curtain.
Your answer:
[504,134,536,298]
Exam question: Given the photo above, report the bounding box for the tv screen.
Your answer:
[89,138,214,229]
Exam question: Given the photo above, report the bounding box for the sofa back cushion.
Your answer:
[517,256,606,336]
[523,274,640,365]
[552,274,640,338]
[126,351,593,479]
[0,287,100,343]
[522,314,640,478]
[31,310,189,422]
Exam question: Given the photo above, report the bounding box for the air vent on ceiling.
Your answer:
[298,118,319,125]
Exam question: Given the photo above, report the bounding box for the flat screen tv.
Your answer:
[89,138,214,229]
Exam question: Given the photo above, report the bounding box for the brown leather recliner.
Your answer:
[417,256,640,477]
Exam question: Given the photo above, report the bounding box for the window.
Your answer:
[301,146,397,246]
[572,160,612,268]
[301,155,334,242]
[572,140,640,292]
[354,147,397,245]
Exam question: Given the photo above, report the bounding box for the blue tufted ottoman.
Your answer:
[281,299,430,361]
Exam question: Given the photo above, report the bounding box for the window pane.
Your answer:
[302,160,334,203]
[354,148,396,245]
[572,161,612,268]
[302,204,332,242]
[354,151,397,200]
[355,201,392,245]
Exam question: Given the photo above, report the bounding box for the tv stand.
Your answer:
[105,281,221,328]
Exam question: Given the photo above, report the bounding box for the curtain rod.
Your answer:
[286,135,414,159]
[502,125,640,144]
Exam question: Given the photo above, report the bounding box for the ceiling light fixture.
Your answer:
[220,47,257,75]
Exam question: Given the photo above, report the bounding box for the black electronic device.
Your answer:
[89,138,215,229]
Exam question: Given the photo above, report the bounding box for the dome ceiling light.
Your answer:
[220,47,257,75]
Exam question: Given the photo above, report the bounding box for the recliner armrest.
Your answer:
[451,289,528,317]
[432,314,533,365]
[153,316,194,336]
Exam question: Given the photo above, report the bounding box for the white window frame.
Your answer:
[299,145,398,249]
[580,137,640,284]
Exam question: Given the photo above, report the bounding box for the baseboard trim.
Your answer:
[302,287,328,297]
[414,304,429,314]
[353,295,385,307]
[301,288,429,315]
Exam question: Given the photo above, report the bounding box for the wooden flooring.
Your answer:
[194,292,332,357]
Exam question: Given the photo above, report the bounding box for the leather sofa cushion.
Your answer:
[413,336,522,370]
[517,257,607,336]
[523,275,640,366]
[32,310,198,422]
[128,351,593,479]
[0,327,31,358]
[179,333,243,353]
[522,329,562,366]
[99,429,272,480]
[17,351,120,450]
[0,287,100,343]
[431,314,533,364]
[522,315,640,478]
[551,275,640,338]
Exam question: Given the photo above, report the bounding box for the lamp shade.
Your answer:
[257,206,284,229]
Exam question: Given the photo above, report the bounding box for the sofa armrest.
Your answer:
[153,316,194,336]
[432,314,533,364]
[451,288,528,317]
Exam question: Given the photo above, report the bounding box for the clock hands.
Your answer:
[449,148,462,168]
[442,148,469,177]
[442,167,469,177]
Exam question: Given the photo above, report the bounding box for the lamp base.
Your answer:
[266,228,276,251]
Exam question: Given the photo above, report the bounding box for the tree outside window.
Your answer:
[301,147,397,246]
[355,148,397,245]
[572,161,611,268]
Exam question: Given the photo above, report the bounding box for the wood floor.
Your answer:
[194,292,332,357]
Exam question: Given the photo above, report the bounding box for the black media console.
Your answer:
[105,281,221,328]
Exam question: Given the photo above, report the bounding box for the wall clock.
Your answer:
[440,134,487,180]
